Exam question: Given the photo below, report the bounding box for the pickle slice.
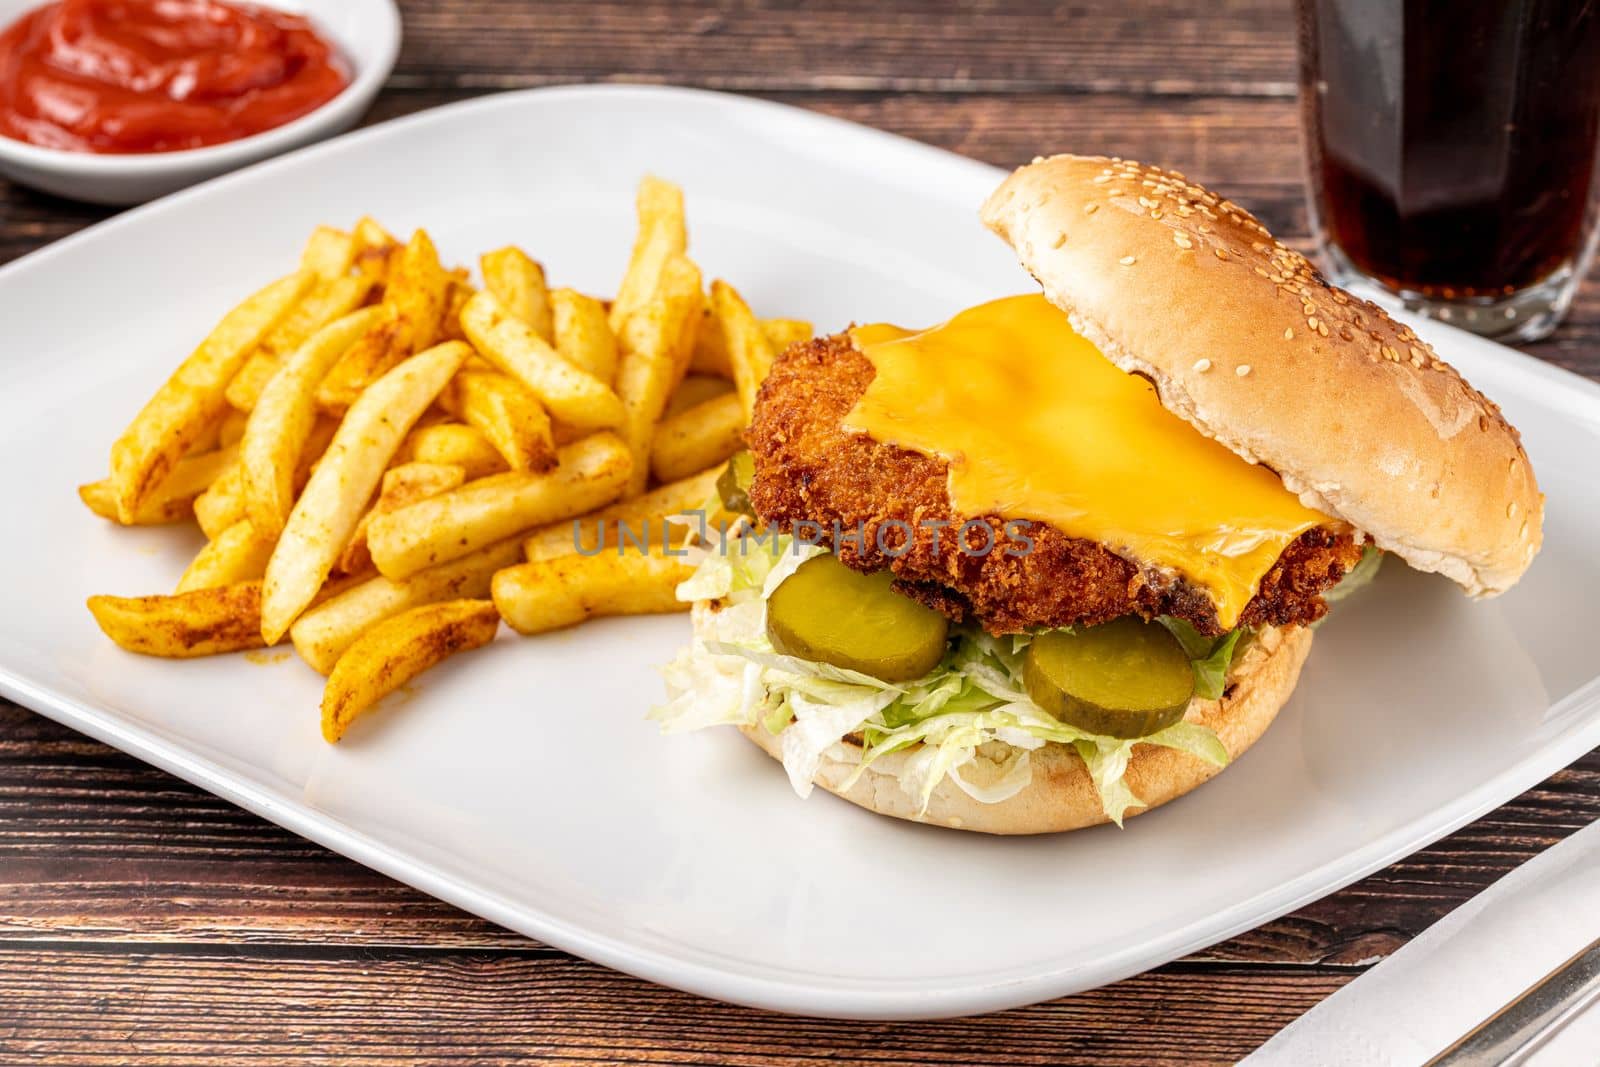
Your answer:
[1023,617,1196,738]
[717,451,756,517]
[767,553,949,682]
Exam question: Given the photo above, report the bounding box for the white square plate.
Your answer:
[2,86,1598,1021]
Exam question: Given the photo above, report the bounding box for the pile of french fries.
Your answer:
[81,177,810,743]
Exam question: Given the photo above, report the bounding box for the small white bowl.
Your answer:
[0,0,400,205]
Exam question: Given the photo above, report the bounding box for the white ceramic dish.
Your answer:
[0,0,399,205]
[1,85,1598,1021]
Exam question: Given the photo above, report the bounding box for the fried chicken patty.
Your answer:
[746,333,1366,637]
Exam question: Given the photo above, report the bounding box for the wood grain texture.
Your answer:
[3,1,1599,1063]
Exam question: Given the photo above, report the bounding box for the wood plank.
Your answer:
[5,89,1597,377]
[389,0,1298,97]
[0,947,1344,1066]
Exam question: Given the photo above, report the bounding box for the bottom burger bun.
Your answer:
[716,609,1313,835]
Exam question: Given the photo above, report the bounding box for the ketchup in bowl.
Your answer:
[0,0,349,154]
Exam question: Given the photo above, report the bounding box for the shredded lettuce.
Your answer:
[654,534,1236,826]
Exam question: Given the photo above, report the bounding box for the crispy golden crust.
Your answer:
[746,334,1363,636]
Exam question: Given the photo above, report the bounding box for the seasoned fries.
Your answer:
[460,290,625,430]
[481,247,554,342]
[521,466,722,562]
[493,548,695,635]
[261,341,468,642]
[665,374,733,417]
[80,445,237,526]
[609,175,687,331]
[321,599,500,742]
[83,182,813,743]
[177,520,275,593]
[440,368,557,472]
[650,392,744,484]
[109,271,312,523]
[400,422,508,480]
[316,230,453,413]
[368,432,632,579]
[689,313,812,378]
[551,288,618,383]
[338,462,466,576]
[88,582,265,658]
[614,255,703,496]
[292,537,523,674]
[711,281,778,422]
[241,307,382,538]
[299,225,358,280]
[193,460,249,540]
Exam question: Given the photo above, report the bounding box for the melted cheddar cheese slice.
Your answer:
[845,294,1331,629]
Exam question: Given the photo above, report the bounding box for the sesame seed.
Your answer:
[1236,364,1252,377]
[1284,328,1294,340]
[1318,322,1330,336]
[1307,317,1320,331]
[1214,248,1228,261]
[1083,202,1099,215]
[1507,501,1518,518]
[1193,358,1212,372]
[1173,233,1193,249]
[1092,174,1111,184]
[1119,255,1137,266]
[1382,345,1398,360]
[1052,233,1067,249]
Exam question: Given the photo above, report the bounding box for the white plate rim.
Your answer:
[4,83,1600,1020]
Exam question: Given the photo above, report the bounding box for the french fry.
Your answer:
[688,313,813,378]
[79,445,238,526]
[256,274,372,365]
[438,273,475,343]
[522,465,722,561]
[299,226,357,280]
[338,462,466,575]
[609,176,687,331]
[321,599,500,743]
[711,280,777,423]
[291,537,522,674]
[109,271,313,523]
[492,548,694,635]
[551,288,617,383]
[353,216,400,288]
[481,247,553,342]
[317,230,453,413]
[460,290,624,430]
[399,422,508,480]
[87,582,265,658]
[439,368,557,473]
[240,307,382,539]
[193,461,248,540]
[665,373,733,417]
[614,255,703,496]
[761,317,813,354]
[217,407,249,448]
[650,392,744,484]
[224,353,279,412]
[261,341,469,643]
[367,432,632,579]
[177,520,276,593]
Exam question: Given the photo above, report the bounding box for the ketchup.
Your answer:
[0,0,349,154]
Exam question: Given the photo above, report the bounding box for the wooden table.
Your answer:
[3,2,1596,1062]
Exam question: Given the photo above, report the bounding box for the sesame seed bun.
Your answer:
[980,154,1543,597]
[727,613,1312,835]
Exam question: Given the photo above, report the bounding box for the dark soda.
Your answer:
[1299,0,1600,299]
